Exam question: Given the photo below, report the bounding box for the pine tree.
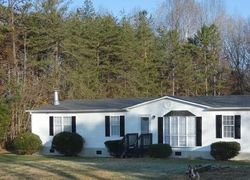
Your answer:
[133,10,158,97]
[118,16,144,97]
[27,0,69,88]
[62,6,100,99]
[96,15,123,97]
[188,24,222,95]
[156,29,183,95]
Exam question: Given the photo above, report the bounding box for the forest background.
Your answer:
[0,0,249,148]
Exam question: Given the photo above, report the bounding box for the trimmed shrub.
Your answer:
[104,140,124,157]
[210,141,241,160]
[13,132,42,155]
[52,132,84,156]
[148,144,172,158]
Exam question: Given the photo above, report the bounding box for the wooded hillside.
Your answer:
[0,0,249,147]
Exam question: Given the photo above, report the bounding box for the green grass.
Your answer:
[0,153,250,179]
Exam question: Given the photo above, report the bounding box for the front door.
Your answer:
[141,117,150,134]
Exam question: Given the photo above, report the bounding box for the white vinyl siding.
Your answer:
[223,116,235,138]
[164,116,196,147]
[111,116,120,136]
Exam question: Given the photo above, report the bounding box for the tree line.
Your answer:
[0,0,249,148]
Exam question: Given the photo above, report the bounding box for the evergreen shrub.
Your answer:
[13,132,42,155]
[52,132,84,156]
[148,144,172,158]
[210,141,240,160]
[104,140,124,157]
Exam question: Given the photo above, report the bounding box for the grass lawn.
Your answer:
[0,153,250,180]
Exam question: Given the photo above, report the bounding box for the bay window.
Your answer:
[164,116,196,147]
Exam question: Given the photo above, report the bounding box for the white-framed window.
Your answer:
[54,117,62,135]
[164,116,196,147]
[141,116,150,134]
[54,116,72,134]
[63,116,72,132]
[111,116,120,136]
[223,116,234,138]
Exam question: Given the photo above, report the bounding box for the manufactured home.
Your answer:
[27,91,250,160]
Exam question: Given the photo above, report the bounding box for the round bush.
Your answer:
[13,132,42,155]
[148,144,172,158]
[210,141,241,160]
[52,132,84,156]
[104,140,124,157]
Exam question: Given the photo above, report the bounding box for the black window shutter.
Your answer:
[72,116,76,133]
[105,116,110,137]
[120,116,125,137]
[49,116,54,136]
[158,117,163,144]
[235,115,241,139]
[196,117,202,146]
[216,115,222,138]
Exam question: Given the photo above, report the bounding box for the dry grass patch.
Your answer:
[0,153,250,179]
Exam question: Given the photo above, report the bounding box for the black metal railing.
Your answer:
[137,133,152,157]
[120,133,152,158]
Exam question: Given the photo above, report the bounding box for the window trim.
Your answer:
[222,115,235,139]
[164,116,196,147]
[53,116,72,135]
[110,116,120,137]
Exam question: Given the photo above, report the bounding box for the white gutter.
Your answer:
[26,109,128,113]
[205,107,250,111]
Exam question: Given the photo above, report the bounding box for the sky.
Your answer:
[225,0,250,18]
[71,0,250,18]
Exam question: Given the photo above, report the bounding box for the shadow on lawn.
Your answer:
[42,155,193,179]
[0,155,75,179]
[0,153,187,179]
[0,153,109,180]
[1,153,250,180]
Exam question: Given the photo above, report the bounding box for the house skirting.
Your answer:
[39,146,249,160]
[171,149,250,161]
[171,149,213,159]
[40,146,110,157]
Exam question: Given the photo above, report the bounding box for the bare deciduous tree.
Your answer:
[223,17,250,94]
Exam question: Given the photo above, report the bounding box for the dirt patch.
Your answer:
[0,149,9,154]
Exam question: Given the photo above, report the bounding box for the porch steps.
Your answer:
[120,133,152,158]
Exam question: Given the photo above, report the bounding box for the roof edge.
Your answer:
[125,96,169,109]
[166,96,212,108]
[168,96,250,109]
[206,107,250,111]
[26,109,127,113]
[126,96,212,110]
